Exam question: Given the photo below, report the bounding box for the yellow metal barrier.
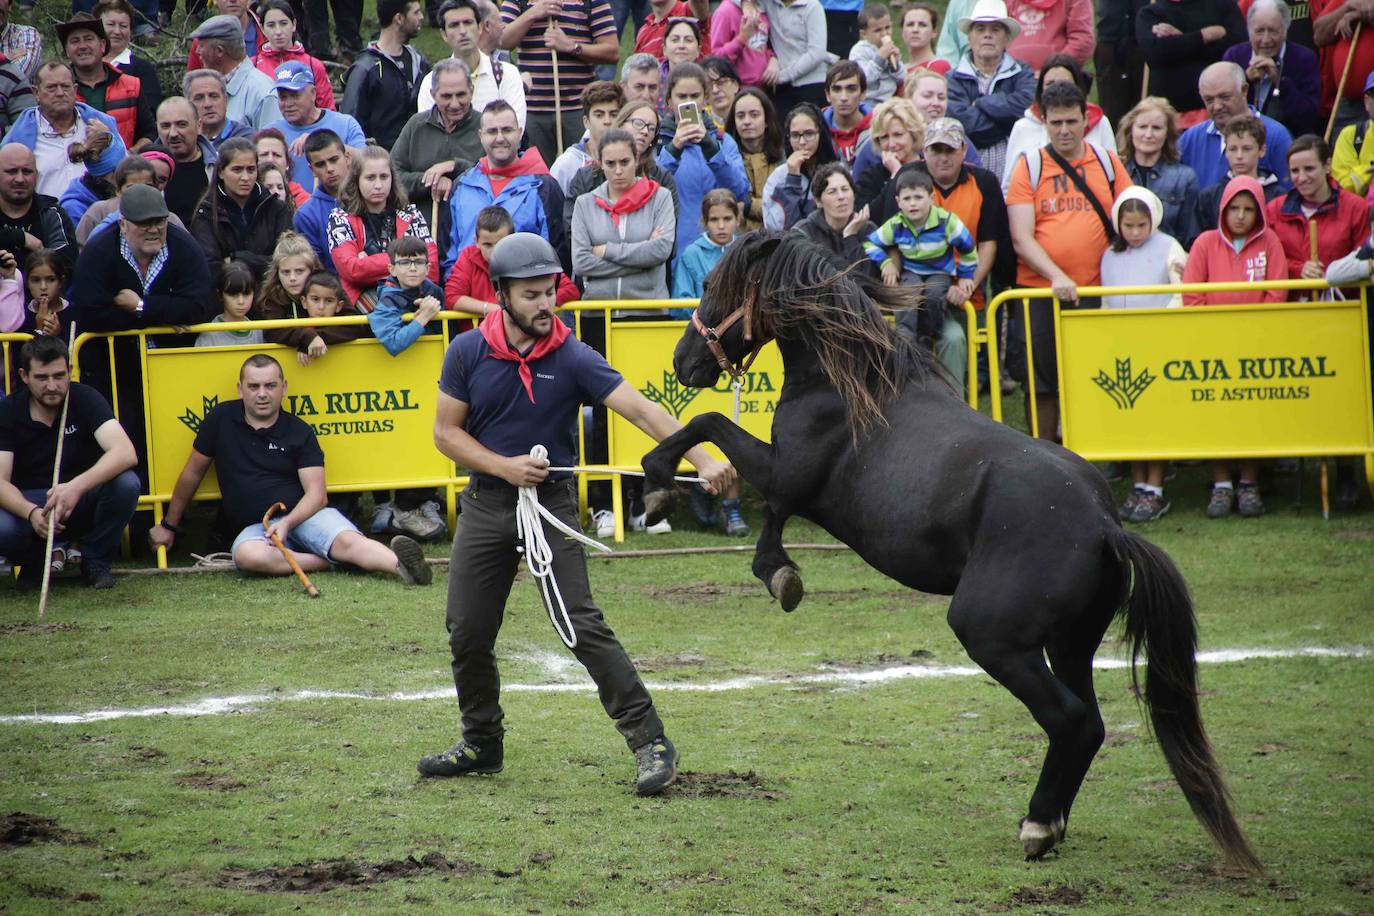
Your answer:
[983,281,1374,496]
[0,333,33,395]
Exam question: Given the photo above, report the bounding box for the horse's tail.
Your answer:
[1109,528,1263,874]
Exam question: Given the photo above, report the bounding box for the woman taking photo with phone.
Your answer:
[655,63,751,263]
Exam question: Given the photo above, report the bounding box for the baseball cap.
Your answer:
[923,117,966,149]
[1364,71,1374,94]
[120,184,170,222]
[273,60,315,92]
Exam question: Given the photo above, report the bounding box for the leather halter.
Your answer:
[691,297,763,382]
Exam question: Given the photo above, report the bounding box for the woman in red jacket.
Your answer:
[254,0,337,110]
[1266,134,1370,291]
[326,145,440,310]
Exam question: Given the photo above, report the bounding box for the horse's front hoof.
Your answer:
[1018,817,1065,860]
[768,566,804,613]
[643,488,674,526]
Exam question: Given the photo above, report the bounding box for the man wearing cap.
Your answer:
[70,183,214,464]
[0,143,78,272]
[2,61,127,199]
[184,69,254,147]
[149,96,218,226]
[267,61,366,192]
[945,0,1033,179]
[1333,72,1374,194]
[60,14,154,150]
[341,0,430,149]
[419,231,734,795]
[190,14,281,130]
[186,0,269,71]
[872,117,1008,399]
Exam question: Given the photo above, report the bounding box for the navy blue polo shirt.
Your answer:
[192,401,325,531]
[0,383,116,490]
[439,329,623,484]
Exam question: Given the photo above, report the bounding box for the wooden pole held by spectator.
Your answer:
[552,48,564,154]
[1326,23,1362,143]
[1309,220,1320,302]
[37,323,77,619]
[263,502,321,597]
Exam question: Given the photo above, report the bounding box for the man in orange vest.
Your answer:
[59,14,154,151]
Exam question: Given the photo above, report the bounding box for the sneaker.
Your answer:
[390,535,432,586]
[1128,491,1170,523]
[1206,486,1235,519]
[1236,484,1265,518]
[48,545,68,575]
[719,498,750,537]
[633,735,678,796]
[417,739,503,777]
[370,502,395,535]
[392,506,444,542]
[1118,487,1144,521]
[593,509,615,538]
[630,511,672,534]
[687,486,716,527]
[419,500,448,540]
[81,559,115,589]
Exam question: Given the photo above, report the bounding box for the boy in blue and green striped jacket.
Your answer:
[864,169,977,342]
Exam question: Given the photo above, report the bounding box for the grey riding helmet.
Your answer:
[487,232,562,289]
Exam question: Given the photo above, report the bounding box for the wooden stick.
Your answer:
[263,501,320,598]
[552,47,563,154]
[37,324,78,619]
[1326,22,1362,143]
[1140,63,1151,104]
[1320,459,1331,520]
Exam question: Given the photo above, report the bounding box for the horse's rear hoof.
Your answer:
[643,488,673,526]
[769,567,804,613]
[1018,817,1065,860]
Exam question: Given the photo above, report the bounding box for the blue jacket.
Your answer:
[2,102,128,159]
[368,276,445,355]
[655,116,751,260]
[58,177,104,228]
[671,233,729,316]
[293,186,338,274]
[1178,110,1291,192]
[445,155,566,276]
[945,54,1035,151]
[1125,158,1199,249]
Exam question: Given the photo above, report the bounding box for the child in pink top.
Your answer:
[711,0,777,89]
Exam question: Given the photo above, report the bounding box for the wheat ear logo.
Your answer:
[178,395,220,433]
[1093,359,1155,409]
[639,371,700,419]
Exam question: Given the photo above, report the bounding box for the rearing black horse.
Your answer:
[641,233,1260,870]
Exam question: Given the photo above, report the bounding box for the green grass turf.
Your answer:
[1,470,1371,912]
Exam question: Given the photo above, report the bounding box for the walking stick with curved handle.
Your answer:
[263,502,320,597]
[1326,22,1362,143]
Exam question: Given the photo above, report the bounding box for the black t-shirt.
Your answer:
[192,401,325,531]
[0,383,116,490]
[163,154,209,226]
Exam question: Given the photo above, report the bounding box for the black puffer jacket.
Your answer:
[189,183,294,281]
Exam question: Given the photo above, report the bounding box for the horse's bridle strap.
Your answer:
[691,304,761,382]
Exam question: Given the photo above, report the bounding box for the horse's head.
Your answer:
[673,231,781,388]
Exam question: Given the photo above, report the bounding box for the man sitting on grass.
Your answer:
[148,353,432,585]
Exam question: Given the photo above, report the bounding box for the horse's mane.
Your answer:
[710,232,950,440]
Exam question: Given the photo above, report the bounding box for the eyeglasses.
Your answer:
[393,257,427,268]
[626,117,655,131]
[789,129,820,142]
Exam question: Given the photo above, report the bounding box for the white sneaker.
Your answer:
[418,499,447,540]
[592,509,615,538]
[630,511,672,534]
[392,506,445,542]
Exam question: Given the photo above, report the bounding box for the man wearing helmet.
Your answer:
[419,232,734,796]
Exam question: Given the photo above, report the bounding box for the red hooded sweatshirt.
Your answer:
[1183,175,1289,305]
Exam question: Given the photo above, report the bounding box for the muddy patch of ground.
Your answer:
[633,652,710,672]
[667,771,787,801]
[0,812,87,848]
[1009,881,1098,907]
[821,650,938,671]
[175,771,247,792]
[218,852,484,893]
[1333,529,1374,540]
[0,622,78,636]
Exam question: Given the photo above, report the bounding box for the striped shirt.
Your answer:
[499,0,616,114]
[864,205,978,280]
[0,24,41,80]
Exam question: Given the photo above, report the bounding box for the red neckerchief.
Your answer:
[478,308,570,403]
[594,178,661,227]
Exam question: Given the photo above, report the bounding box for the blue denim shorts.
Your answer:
[231,507,359,566]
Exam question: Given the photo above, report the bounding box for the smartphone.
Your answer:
[677,100,702,130]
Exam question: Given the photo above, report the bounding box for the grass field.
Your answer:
[2,459,1372,914]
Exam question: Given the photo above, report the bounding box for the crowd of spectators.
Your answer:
[2,0,1374,587]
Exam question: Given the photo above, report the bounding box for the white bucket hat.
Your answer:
[957,0,1021,38]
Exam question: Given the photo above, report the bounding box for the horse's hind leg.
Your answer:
[948,590,1094,860]
[1044,631,1108,836]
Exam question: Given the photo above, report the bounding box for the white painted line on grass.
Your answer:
[1,646,1365,726]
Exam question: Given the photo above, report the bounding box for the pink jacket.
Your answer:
[1183,176,1289,305]
[1006,0,1095,72]
[711,0,775,89]
[0,272,21,332]
[255,44,336,110]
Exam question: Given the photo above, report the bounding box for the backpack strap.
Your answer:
[1041,142,1118,243]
